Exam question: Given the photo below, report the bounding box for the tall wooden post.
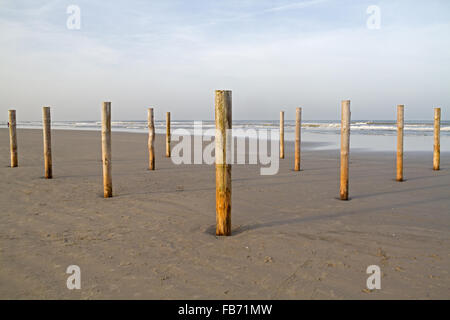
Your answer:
[148,108,155,170]
[280,111,284,159]
[166,112,171,157]
[215,90,232,236]
[8,110,18,168]
[396,105,404,181]
[102,102,112,198]
[42,107,52,179]
[294,107,302,171]
[340,100,350,200]
[433,107,441,171]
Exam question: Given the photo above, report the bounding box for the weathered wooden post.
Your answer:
[433,107,441,171]
[340,100,350,200]
[280,111,285,159]
[42,107,52,179]
[215,90,232,236]
[166,112,171,157]
[294,107,302,171]
[148,108,155,170]
[8,110,18,167]
[102,102,112,197]
[396,105,404,181]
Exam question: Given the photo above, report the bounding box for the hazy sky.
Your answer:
[1,0,449,121]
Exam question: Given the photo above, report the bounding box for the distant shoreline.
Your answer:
[2,127,449,154]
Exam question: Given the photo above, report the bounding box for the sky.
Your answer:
[0,0,449,121]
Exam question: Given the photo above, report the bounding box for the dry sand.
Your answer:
[0,128,449,299]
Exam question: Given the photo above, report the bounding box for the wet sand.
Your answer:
[0,128,449,299]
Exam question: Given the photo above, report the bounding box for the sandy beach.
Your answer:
[0,128,449,299]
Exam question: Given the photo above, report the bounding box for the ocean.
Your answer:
[1,120,449,152]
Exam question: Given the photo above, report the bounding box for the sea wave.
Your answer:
[1,120,449,136]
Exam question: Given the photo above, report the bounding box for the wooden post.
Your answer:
[433,107,441,171]
[294,107,302,171]
[148,108,155,170]
[340,100,350,200]
[42,107,52,179]
[396,105,404,181]
[280,111,284,159]
[102,102,112,197]
[8,110,18,168]
[166,112,171,157]
[215,90,232,236]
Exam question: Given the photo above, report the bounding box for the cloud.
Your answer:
[263,0,327,13]
[0,0,449,120]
